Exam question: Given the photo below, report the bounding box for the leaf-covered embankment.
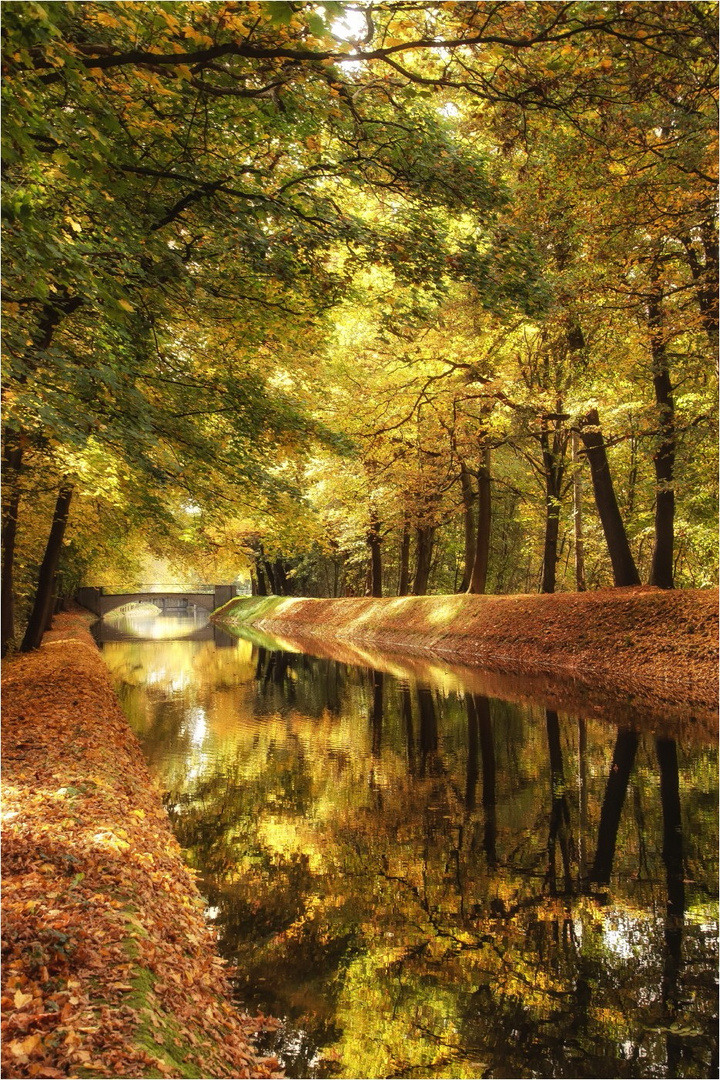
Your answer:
[215,587,718,730]
[1,611,282,1080]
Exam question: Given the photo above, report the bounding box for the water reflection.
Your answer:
[99,630,719,1079]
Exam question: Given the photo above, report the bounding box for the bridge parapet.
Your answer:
[76,585,236,618]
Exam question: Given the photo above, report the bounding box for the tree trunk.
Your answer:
[648,276,675,589]
[459,463,476,592]
[571,432,586,591]
[579,409,641,586]
[367,511,383,597]
[398,519,411,596]
[274,559,289,596]
[540,422,566,594]
[1,444,22,656]
[263,559,276,594]
[467,447,492,594]
[254,558,268,596]
[412,524,435,595]
[21,483,74,652]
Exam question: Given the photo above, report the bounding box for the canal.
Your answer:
[95,609,718,1079]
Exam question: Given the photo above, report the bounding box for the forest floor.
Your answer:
[1,610,282,1080]
[217,586,718,738]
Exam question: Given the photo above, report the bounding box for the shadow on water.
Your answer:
[98,628,719,1080]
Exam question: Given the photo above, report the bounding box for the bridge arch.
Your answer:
[76,585,235,618]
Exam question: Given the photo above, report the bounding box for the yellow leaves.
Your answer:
[94,11,121,29]
[13,990,33,1009]
[8,1033,43,1061]
[117,299,134,313]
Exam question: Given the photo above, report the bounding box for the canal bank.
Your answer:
[214,587,719,728]
[1,609,282,1080]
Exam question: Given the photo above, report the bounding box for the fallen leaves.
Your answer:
[2,611,283,1079]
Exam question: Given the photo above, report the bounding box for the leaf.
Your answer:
[14,989,33,1008]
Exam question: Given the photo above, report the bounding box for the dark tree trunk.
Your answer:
[254,558,268,596]
[540,422,566,594]
[579,409,641,586]
[413,524,435,595]
[1,444,22,657]
[459,464,476,593]
[398,518,411,596]
[21,483,74,652]
[648,276,675,589]
[263,559,276,594]
[591,728,639,884]
[467,447,492,594]
[274,560,289,596]
[571,432,586,591]
[367,511,383,597]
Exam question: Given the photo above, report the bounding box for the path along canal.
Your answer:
[94,609,718,1080]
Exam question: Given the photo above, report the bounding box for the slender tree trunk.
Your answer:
[571,432,586,591]
[467,447,491,594]
[541,423,565,594]
[367,510,383,597]
[648,275,675,589]
[21,483,74,652]
[459,463,476,592]
[1,444,22,656]
[398,518,411,596]
[579,409,641,586]
[413,524,435,595]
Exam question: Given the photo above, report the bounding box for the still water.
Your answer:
[97,610,719,1079]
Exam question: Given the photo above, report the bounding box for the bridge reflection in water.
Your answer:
[90,608,237,648]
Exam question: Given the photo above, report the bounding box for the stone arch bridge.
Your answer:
[76,584,236,618]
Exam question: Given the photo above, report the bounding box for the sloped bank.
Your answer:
[1,611,282,1080]
[214,588,718,730]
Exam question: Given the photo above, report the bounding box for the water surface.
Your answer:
[98,610,719,1079]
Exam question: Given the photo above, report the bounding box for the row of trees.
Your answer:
[2,1,717,650]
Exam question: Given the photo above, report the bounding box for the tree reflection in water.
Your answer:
[101,637,719,1079]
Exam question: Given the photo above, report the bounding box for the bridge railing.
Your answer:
[91,583,218,595]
